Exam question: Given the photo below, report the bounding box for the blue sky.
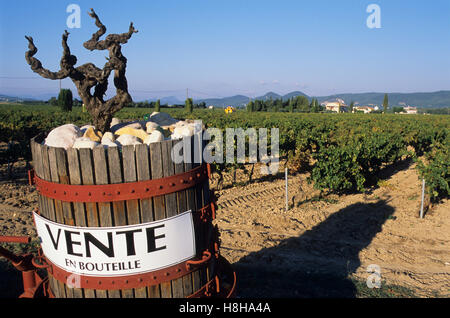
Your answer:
[1,0,449,101]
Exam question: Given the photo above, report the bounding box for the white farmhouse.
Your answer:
[324,101,348,113]
[353,106,374,113]
[404,106,418,114]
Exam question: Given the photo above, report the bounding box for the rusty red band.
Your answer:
[0,236,31,244]
[46,252,215,290]
[33,164,209,203]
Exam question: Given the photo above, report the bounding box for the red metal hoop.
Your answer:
[45,250,215,290]
[32,164,210,203]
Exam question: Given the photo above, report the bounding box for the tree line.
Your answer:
[46,88,206,113]
[130,99,207,110]
[45,90,449,115]
[246,96,322,113]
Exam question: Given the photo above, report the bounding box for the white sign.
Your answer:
[33,210,196,277]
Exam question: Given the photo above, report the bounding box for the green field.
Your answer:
[0,104,448,202]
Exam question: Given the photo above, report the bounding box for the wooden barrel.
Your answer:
[30,133,235,298]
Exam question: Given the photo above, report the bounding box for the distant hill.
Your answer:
[148,96,183,105]
[196,90,450,108]
[0,94,29,102]
[256,92,282,101]
[317,91,450,108]
[196,91,310,108]
[195,95,250,108]
[255,91,309,101]
[3,90,450,108]
[282,91,309,101]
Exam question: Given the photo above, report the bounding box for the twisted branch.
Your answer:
[25,9,138,132]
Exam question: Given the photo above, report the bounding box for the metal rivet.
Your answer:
[117,191,120,195]
[131,190,135,193]
[159,185,163,189]
[145,188,150,192]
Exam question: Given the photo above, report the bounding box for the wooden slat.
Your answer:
[31,141,58,297]
[48,147,65,224]
[77,148,102,298]
[47,146,66,298]
[66,149,86,227]
[79,149,99,228]
[135,144,154,223]
[55,147,83,299]
[134,144,153,298]
[161,140,184,298]
[162,141,178,218]
[93,147,114,228]
[105,146,133,298]
[31,141,45,217]
[172,139,194,297]
[91,146,113,299]
[66,147,95,298]
[183,136,199,296]
[40,145,56,220]
[192,133,208,290]
[105,146,125,299]
[121,145,140,298]
[122,145,141,225]
[55,148,74,226]
[108,147,127,227]
[200,138,214,285]
[139,144,161,298]
[149,142,170,298]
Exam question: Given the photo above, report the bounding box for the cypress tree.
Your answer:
[247,101,254,112]
[383,93,389,113]
[311,98,320,113]
[58,89,73,112]
[185,98,193,113]
[288,98,295,113]
[155,99,161,112]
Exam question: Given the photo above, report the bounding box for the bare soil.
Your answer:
[0,160,449,298]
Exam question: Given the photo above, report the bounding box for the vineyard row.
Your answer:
[0,105,448,202]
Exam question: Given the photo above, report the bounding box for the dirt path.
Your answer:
[0,161,449,297]
[213,162,450,297]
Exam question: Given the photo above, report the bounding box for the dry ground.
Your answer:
[211,161,449,297]
[0,159,449,298]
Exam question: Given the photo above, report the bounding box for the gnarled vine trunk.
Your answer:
[25,8,138,132]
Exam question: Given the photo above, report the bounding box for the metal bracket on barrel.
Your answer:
[0,236,50,298]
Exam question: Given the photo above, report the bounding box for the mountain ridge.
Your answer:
[2,90,450,108]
